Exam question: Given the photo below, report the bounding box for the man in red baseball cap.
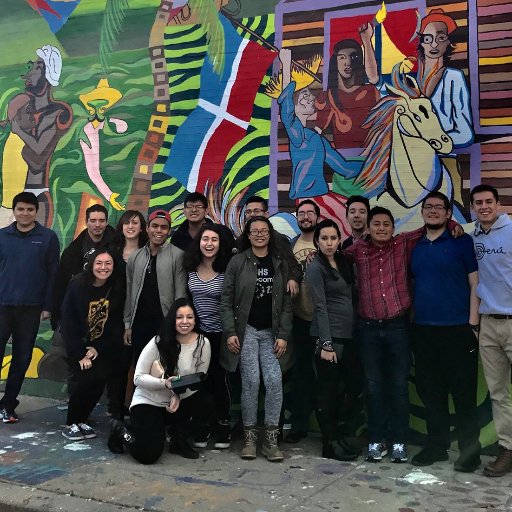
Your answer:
[124,208,187,363]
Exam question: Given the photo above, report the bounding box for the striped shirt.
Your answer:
[188,272,224,332]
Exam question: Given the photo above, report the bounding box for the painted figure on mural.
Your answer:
[416,9,473,205]
[277,48,360,203]
[79,78,127,211]
[355,63,465,228]
[315,24,381,149]
[0,45,73,227]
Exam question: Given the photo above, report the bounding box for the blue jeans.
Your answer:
[358,316,411,444]
[0,305,41,411]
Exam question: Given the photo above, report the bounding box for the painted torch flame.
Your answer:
[375,1,387,24]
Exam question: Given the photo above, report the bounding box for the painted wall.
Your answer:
[0,0,510,444]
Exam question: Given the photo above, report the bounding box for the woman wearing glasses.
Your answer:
[417,9,473,204]
[220,216,293,462]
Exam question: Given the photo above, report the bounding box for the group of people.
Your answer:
[1,186,512,478]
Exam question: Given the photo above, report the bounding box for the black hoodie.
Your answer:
[51,225,121,329]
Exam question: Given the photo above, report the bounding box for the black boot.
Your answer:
[169,430,199,459]
[108,419,135,454]
[316,408,359,461]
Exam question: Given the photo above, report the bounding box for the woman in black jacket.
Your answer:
[60,248,124,441]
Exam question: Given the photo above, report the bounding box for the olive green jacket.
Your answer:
[220,249,293,373]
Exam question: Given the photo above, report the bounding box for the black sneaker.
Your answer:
[62,424,85,441]
[78,423,97,439]
[1,408,19,424]
[285,430,307,443]
[366,442,388,462]
[214,421,232,449]
[169,436,200,459]
[411,447,448,466]
[193,428,211,448]
[454,452,481,472]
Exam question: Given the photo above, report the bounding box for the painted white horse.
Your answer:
[355,64,464,230]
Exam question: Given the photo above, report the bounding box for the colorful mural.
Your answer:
[0,0,511,443]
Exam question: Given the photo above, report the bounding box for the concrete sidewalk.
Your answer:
[0,396,511,512]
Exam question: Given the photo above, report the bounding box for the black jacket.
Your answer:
[51,225,121,329]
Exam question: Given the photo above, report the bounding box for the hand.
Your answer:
[79,356,93,371]
[359,22,374,43]
[287,279,299,298]
[85,346,98,360]
[227,335,240,354]
[279,48,292,65]
[109,192,125,211]
[451,224,464,238]
[123,329,132,346]
[40,310,51,321]
[320,348,337,363]
[274,338,287,358]
[306,250,317,264]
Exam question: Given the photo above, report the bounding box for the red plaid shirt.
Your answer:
[344,228,424,320]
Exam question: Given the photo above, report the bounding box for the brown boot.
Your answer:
[241,426,258,460]
[261,425,284,462]
[483,447,512,477]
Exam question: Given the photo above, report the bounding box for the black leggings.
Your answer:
[129,390,213,465]
[202,331,231,421]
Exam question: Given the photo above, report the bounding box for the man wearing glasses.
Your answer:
[410,192,480,472]
[171,192,234,251]
[286,200,319,442]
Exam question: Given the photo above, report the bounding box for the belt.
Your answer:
[487,314,512,320]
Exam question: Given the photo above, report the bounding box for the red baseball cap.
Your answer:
[147,209,171,226]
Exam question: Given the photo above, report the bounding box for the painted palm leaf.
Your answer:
[99,0,129,74]
[189,0,225,76]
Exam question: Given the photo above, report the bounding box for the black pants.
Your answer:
[202,331,231,421]
[129,389,214,465]
[67,351,117,425]
[413,324,480,452]
[315,338,350,441]
[288,317,316,433]
[0,305,41,411]
[132,316,161,364]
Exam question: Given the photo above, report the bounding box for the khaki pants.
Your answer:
[479,315,512,449]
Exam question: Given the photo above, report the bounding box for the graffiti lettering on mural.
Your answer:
[79,79,127,211]
[0,45,72,228]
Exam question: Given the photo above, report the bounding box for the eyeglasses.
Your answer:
[249,228,270,236]
[297,211,317,219]
[245,208,266,217]
[185,204,205,211]
[422,204,447,211]
[419,33,449,45]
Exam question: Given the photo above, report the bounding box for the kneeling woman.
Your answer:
[61,248,125,440]
[220,216,292,462]
[116,298,211,464]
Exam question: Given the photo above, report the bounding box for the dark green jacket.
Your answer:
[220,249,293,373]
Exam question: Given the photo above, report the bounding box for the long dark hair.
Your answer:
[184,224,233,273]
[157,297,206,374]
[313,220,353,284]
[72,247,124,312]
[327,39,366,112]
[115,210,148,248]
[238,216,283,256]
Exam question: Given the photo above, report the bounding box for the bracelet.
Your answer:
[321,341,334,352]
[469,324,480,332]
